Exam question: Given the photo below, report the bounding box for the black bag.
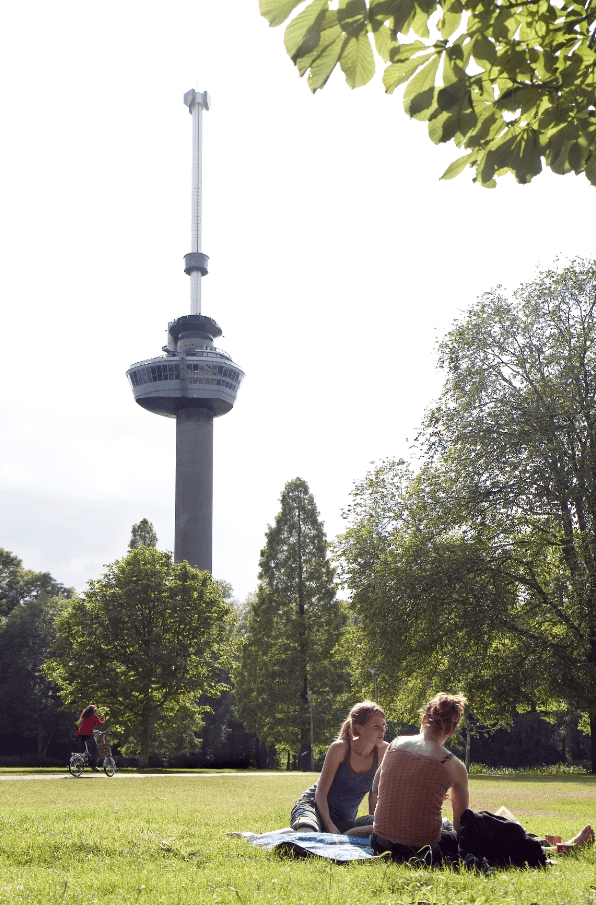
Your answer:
[458,809,547,869]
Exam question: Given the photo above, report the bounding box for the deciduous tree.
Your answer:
[234,478,350,756]
[337,259,596,768]
[0,549,73,758]
[0,595,75,758]
[0,548,70,618]
[260,0,596,187]
[43,547,231,767]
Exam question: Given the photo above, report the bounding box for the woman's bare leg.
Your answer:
[544,825,594,853]
[345,825,374,837]
[564,825,594,846]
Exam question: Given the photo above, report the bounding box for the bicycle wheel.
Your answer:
[69,754,85,777]
[103,756,116,777]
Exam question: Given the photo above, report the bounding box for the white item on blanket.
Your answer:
[495,806,522,825]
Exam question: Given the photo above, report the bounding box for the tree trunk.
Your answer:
[255,738,268,769]
[590,704,596,774]
[296,508,311,753]
[41,724,54,759]
[139,722,150,769]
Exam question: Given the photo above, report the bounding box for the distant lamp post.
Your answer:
[368,668,381,704]
[306,693,317,771]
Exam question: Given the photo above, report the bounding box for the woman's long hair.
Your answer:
[337,701,385,747]
[80,705,97,720]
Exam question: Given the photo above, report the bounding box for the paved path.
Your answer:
[0,771,300,781]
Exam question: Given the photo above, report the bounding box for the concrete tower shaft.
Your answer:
[126,89,244,573]
[175,407,213,567]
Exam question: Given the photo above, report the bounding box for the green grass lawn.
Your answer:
[0,772,595,905]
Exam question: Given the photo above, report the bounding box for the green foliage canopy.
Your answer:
[337,258,596,768]
[0,547,71,618]
[338,461,545,726]
[260,0,596,187]
[234,478,350,754]
[0,597,65,756]
[0,550,74,758]
[43,547,231,767]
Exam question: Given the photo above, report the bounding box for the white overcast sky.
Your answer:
[1,1,594,601]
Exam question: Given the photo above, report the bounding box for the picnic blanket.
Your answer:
[230,812,551,869]
[230,829,380,862]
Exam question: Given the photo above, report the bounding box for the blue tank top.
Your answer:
[311,745,379,825]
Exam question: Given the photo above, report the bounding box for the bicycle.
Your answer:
[69,729,116,777]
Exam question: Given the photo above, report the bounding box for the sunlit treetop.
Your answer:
[260,0,596,187]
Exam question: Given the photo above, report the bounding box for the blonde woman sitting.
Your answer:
[291,701,389,835]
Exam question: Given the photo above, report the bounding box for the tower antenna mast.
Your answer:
[185,88,210,315]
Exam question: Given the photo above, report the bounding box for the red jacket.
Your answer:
[75,713,105,736]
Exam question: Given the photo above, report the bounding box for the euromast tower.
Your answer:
[126,90,244,572]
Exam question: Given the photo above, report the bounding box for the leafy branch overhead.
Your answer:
[260,0,596,187]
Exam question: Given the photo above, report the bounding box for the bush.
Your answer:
[468,762,588,775]
[0,755,65,768]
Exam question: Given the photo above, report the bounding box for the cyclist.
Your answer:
[75,705,105,773]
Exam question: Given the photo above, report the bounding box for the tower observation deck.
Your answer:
[126,90,244,572]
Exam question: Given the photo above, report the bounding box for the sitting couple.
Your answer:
[290,694,594,860]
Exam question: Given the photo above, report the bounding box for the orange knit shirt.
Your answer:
[373,745,451,846]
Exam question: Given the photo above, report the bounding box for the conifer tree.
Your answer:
[234,478,350,756]
[128,518,158,551]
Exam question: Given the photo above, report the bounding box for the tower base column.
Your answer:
[175,406,214,572]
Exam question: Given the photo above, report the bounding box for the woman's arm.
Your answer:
[314,741,347,834]
[448,759,469,831]
[368,741,389,813]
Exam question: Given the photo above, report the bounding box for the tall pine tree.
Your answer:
[128,518,158,551]
[234,478,350,757]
